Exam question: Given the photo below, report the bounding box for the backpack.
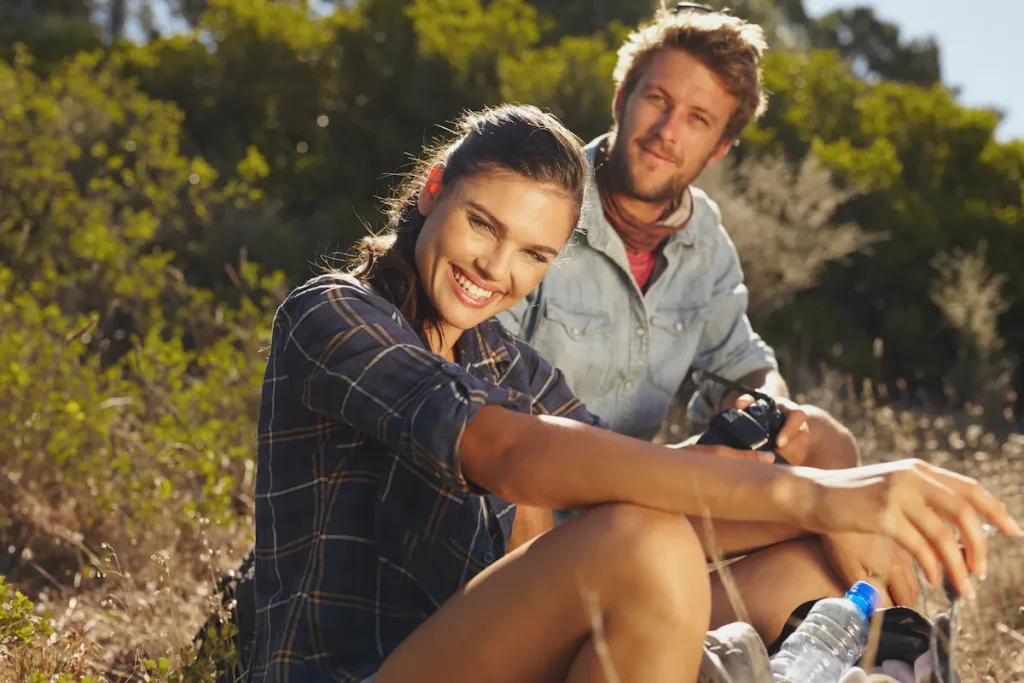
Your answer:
[772,599,962,683]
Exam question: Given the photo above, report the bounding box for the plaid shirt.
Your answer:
[252,273,602,682]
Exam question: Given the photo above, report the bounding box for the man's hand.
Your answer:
[734,394,811,465]
[821,532,921,607]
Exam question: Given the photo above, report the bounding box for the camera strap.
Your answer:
[689,368,777,407]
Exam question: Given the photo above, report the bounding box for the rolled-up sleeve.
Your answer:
[688,230,778,422]
[278,277,528,493]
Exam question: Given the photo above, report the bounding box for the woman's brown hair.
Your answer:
[346,104,589,342]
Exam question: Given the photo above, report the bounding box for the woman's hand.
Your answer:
[793,459,1021,596]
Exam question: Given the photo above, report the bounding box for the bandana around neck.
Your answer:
[595,144,692,254]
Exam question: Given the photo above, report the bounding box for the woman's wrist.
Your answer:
[768,466,824,531]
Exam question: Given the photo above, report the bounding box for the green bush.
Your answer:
[0,43,284,578]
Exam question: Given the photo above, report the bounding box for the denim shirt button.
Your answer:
[483,552,495,564]
[440,362,461,374]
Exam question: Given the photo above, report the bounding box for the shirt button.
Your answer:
[483,552,495,564]
[440,361,461,374]
[571,327,581,336]
[635,327,646,337]
[674,321,684,332]
[624,380,634,391]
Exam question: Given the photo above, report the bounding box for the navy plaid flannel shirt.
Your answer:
[252,273,603,682]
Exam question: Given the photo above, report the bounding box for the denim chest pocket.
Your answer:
[530,301,613,399]
[648,306,710,393]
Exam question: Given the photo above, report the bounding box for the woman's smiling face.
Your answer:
[414,168,579,348]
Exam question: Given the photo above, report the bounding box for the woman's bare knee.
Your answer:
[569,504,711,617]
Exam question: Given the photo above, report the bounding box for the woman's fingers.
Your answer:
[890,513,943,589]
[925,483,988,580]
[904,497,972,595]
[932,466,1023,538]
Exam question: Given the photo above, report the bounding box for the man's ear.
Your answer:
[706,138,734,167]
[417,165,445,217]
[612,87,626,124]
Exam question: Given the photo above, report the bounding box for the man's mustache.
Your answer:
[637,136,682,165]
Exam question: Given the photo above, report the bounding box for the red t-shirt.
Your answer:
[627,248,658,291]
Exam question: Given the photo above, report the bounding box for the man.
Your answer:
[495,2,919,647]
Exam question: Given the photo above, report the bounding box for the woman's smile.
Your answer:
[448,264,500,309]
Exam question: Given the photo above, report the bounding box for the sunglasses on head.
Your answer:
[671,2,715,13]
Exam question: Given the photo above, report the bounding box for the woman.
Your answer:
[252,104,1018,683]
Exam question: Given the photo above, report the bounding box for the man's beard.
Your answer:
[606,135,701,204]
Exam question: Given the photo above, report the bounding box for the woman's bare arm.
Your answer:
[461,406,808,525]
[460,405,1022,596]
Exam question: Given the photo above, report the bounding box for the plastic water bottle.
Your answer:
[770,581,882,683]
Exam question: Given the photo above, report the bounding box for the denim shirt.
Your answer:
[497,135,777,441]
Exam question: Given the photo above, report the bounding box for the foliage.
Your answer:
[0,40,281,587]
[1,0,1023,677]
[0,576,52,646]
[748,49,1023,390]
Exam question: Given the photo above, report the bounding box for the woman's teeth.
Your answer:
[455,271,494,301]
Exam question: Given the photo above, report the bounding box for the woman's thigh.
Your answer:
[374,503,709,683]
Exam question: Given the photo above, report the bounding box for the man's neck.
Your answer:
[613,192,675,225]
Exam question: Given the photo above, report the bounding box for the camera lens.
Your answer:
[748,403,764,416]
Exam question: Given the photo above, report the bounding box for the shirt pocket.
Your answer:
[530,301,613,400]
[648,305,710,393]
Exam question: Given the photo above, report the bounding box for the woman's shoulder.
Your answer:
[283,272,399,318]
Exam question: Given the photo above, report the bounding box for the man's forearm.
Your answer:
[716,368,789,413]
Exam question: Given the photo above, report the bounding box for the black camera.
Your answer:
[691,369,787,455]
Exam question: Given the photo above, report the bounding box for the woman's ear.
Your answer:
[417,165,445,217]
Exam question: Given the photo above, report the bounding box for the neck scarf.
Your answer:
[595,148,691,254]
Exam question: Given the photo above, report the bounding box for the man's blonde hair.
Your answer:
[613,7,769,141]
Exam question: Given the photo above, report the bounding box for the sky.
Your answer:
[803,0,1023,142]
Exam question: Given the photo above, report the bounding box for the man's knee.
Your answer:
[806,407,860,467]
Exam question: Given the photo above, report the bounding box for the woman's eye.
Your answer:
[470,217,494,234]
[527,251,549,264]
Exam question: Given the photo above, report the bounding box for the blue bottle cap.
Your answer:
[845,581,882,620]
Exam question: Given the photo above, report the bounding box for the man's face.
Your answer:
[609,49,736,203]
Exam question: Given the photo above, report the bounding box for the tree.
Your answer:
[746,49,1024,396]
[809,7,941,86]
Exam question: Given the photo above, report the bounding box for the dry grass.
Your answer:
[4,375,1023,681]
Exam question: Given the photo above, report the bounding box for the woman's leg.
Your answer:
[708,536,845,645]
[375,503,711,683]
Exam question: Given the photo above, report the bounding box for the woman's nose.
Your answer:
[475,246,512,283]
